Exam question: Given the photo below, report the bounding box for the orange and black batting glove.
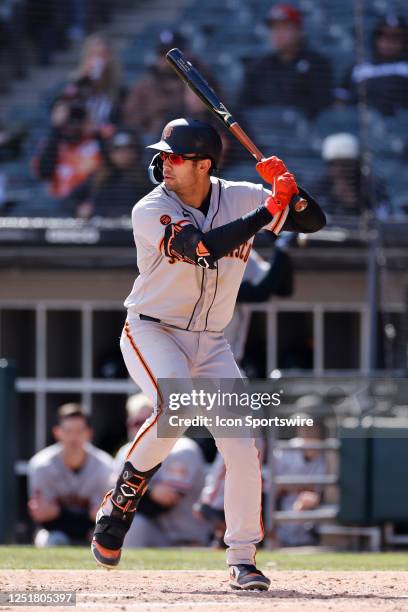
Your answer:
[265,172,299,217]
[256,156,288,184]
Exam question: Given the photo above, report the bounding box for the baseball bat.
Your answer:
[166,47,307,210]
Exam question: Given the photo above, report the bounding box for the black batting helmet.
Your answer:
[147,118,223,184]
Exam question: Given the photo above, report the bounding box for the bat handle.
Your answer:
[229,123,264,161]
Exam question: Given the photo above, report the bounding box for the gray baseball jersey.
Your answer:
[116,437,209,545]
[28,443,115,511]
[124,176,287,332]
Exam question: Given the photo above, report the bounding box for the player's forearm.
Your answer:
[203,205,281,261]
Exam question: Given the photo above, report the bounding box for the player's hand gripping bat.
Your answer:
[166,47,308,212]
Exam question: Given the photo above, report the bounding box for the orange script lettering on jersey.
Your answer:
[226,241,252,262]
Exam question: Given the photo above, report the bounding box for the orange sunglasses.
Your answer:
[160,151,206,165]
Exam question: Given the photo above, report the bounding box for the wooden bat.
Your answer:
[166,47,307,210]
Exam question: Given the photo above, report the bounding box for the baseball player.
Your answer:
[91,117,326,591]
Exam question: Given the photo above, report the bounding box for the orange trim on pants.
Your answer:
[123,320,163,461]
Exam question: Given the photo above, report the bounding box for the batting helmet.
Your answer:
[147,118,223,184]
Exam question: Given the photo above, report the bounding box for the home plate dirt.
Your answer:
[0,570,407,611]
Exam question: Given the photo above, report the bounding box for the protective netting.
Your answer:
[0,0,407,219]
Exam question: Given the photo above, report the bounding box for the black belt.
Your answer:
[139,314,161,323]
[138,313,192,332]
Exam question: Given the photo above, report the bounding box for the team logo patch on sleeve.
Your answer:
[160,214,171,225]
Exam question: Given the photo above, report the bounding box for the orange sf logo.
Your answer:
[163,125,173,139]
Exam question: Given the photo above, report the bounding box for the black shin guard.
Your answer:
[94,461,161,550]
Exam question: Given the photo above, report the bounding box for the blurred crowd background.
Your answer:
[0,0,407,218]
[1,0,408,552]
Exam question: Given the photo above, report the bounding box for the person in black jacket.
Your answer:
[33,95,102,200]
[239,4,332,118]
[68,33,127,129]
[64,129,150,218]
[336,15,408,116]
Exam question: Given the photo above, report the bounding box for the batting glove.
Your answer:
[265,172,299,216]
[256,156,288,184]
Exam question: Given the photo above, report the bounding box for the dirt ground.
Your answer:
[0,570,408,611]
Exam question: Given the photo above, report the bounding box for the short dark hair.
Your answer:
[57,403,91,427]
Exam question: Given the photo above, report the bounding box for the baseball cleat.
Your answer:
[91,462,161,569]
[91,536,121,569]
[229,564,271,591]
[91,500,125,569]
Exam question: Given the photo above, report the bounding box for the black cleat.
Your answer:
[91,534,122,569]
[229,564,271,591]
[91,462,161,569]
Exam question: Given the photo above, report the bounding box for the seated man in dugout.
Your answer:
[27,403,115,547]
[273,396,328,547]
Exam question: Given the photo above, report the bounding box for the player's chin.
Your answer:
[163,176,176,188]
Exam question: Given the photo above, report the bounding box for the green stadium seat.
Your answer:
[221,163,259,183]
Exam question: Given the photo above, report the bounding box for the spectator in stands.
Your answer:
[336,15,408,116]
[312,133,390,217]
[64,128,149,218]
[27,403,114,547]
[124,30,214,141]
[67,33,126,128]
[274,399,327,547]
[239,3,332,118]
[33,95,102,200]
[116,393,210,547]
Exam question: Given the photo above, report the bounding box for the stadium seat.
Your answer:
[285,154,325,190]
[207,54,244,102]
[386,172,408,216]
[314,106,361,138]
[240,106,312,155]
[314,106,387,142]
[371,158,405,182]
[221,163,259,183]
[6,184,60,217]
[241,105,308,132]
